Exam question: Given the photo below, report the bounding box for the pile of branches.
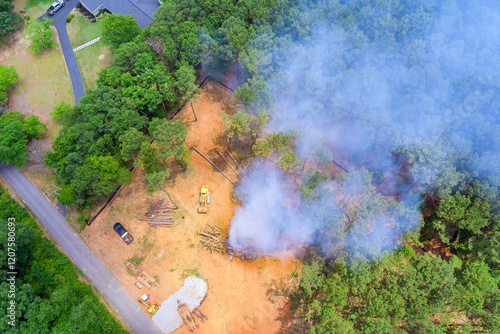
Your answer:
[198,224,227,254]
[139,198,177,227]
[198,224,261,261]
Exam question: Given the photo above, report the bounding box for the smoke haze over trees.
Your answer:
[221,0,500,260]
[29,0,499,331]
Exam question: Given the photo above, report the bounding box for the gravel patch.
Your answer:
[152,276,208,333]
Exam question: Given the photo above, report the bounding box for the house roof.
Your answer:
[80,0,160,28]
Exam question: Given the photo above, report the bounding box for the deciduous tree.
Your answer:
[433,187,491,245]
[0,0,21,36]
[119,128,148,161]
[149,118,188,162]
[102,14,141,49]
[145,170,170,194]
[0,64,18,103]
[23,17,57,53]
[0,112,47,167]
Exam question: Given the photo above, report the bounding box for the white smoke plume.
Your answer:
[227,0,500,259]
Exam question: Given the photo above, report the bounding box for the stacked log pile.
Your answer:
[198,224,227,254]
[139,198,177,227]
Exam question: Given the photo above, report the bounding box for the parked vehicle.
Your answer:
[113,223,134,244]
[47,0,65,15]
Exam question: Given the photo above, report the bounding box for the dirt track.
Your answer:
[81,81,299,333]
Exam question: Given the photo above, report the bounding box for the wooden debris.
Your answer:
[136,275,154,290]
[141,270,160,288]
[227,151,241,170]
[177,300,199,332]
[217,151,240,177]
[191,147,236,184]
[193,307,208,323]
[138,198,177,227]
[198,224,260,260]
[125,261,160,290]
[198,224,227,254]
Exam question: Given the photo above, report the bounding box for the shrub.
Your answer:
[66,14,74,23]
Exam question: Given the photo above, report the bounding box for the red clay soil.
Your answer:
[80,81,299,334]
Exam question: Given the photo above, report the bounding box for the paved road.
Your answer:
[0,165,162,334]
[21,5,161,333]
[39,0,85,104]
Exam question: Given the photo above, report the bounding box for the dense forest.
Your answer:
[0,186,126,333]
[41,0,499,332]
[150,0,500,331]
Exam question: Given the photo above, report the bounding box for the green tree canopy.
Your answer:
[295,252,498,334]
[0,0,21,36]
[119,128,148,161]
[23,17,57,53]
[0,64,18,103]
[149,118,188,162]
[0,112,47,167]
[145,170,170,194]
[0,186,126,333]
[102,14,142,49]
[432,186,492,245]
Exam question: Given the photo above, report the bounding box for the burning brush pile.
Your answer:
[197,224,260,261]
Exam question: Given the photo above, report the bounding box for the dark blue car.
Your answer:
[113,223,134,244]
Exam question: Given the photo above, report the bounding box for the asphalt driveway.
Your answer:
[39,0,85,104]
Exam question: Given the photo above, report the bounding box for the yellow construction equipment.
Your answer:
[147,304,158,315]
[197,186,210,213]
[138,299,159,315]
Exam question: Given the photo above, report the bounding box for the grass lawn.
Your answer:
[67,11,105,48]
[1,31,74,138]
[74,41,112,91]
[67,11,112,92]
[22,0,56,19]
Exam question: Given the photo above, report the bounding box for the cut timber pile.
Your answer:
[198,224,227,254]
[177,300,199,332]
[125,261,160,290]
[139,198,177,227]
[193,307,208,323]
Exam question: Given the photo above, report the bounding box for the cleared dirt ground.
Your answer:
[81,81,299,334]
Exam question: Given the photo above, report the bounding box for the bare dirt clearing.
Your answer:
[81,81,299,333]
